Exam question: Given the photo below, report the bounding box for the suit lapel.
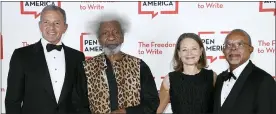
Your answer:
[33,40,57,103]
[221,61,253,109]
[57,44,73,105]
[214,70,227,113]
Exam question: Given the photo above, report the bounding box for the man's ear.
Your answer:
[222,48,226,56]
[98,37,104,46]
[121,36,124,44]
[38,21,42,32]
[63,24,68,33]
[249,46,254,53]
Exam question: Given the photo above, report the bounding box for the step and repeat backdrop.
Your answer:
[1,1,275,113]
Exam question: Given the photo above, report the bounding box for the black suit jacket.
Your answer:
[214,60,276,114]
[5,40,90,114]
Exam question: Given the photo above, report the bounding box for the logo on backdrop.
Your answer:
[79,1,113,11]
[259,1,276,16]
[138,41,175,55]
[197,2,224,9]
[80,33,103,59]
[257,39,275,54]
[138,1,179,19]
[20,1,61,18]
[198,31,230,63]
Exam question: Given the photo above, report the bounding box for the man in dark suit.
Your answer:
[5,5,90,114]
[213,29,276,114]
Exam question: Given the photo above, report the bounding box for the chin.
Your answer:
[183,62,197,66]
[228,60,242,65]
[45,37,56,40]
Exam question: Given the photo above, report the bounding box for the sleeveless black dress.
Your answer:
[169,68,214,114]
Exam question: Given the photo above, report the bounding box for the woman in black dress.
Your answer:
[157,33,217,114]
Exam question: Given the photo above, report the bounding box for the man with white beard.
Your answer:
[77,12,159,114]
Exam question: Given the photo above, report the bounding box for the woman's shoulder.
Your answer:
[168,71,182,76]
[164,71,181,82]
[201,68,215,75]
[201,68,217,83]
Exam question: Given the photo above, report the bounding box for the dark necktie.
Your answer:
[46,43,62,52]
[224,72,237,81]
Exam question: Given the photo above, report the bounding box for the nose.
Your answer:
[187,49,192,55]
[48,23,55,30]
[230,44,237,50]
[107,36,115,41]
[106,33,116,41]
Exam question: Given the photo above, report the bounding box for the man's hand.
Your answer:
[111,109,126,114]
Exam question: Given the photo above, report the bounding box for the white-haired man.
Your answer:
[77,13,160,114]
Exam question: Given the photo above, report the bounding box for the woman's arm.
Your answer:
[157,76,170,113]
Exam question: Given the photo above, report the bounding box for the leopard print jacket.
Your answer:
[83,53,141,113]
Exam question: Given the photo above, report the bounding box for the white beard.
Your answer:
[103,44,122,56]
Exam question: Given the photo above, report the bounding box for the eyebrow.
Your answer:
[180,46,199,48]
[42,19,62,22]
[225,40,245,43]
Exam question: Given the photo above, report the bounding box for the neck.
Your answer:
[182,64,200,75]
[229,60,248,72]
[50,41,59,45]
[229,65,238,72]
[106,51,123,62]
[44,38,61,45]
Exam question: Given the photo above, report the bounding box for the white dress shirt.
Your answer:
[220,59,250,106]
[41,38,66,103]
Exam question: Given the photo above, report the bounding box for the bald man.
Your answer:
[213,29,276,114]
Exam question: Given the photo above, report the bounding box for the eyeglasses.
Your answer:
[223,42,251,49]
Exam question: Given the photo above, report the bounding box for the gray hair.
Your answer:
[88,11,130,39]
[39,5,67,24]
[226,29,252,45]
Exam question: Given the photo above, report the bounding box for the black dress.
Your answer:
[169,68,214,114]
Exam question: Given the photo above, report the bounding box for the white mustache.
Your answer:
[104,38,120,49]
[102,38,121,55]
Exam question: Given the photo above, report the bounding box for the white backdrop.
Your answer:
[1,1,275,113]
[0,1,2,113]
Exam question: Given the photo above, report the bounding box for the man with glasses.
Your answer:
[213,29,276,114]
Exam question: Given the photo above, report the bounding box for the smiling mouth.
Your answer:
[185,57,195,59]
[47,31,57,34]
[229,54,241,58]
[105,44,120,49]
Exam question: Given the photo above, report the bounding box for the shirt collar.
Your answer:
[228,59,250,79]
